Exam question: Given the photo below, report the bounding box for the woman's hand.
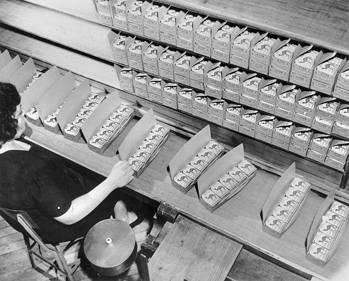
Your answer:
[106,160,134,189]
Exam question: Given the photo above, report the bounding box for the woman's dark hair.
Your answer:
[0,83,20,145]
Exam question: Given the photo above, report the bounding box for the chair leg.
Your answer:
[23,235,37,269]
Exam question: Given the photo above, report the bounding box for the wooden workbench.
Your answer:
[0,0,349,280]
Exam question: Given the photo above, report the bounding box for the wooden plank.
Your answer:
[149,215,242,281]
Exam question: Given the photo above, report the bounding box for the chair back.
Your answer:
[0,207,52,251]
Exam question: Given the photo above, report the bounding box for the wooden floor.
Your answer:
[0,214,151,281]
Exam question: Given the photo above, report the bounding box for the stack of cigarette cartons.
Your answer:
[127,39,149,71]
[36,72,77,134]
[250,35,287,75]
[199,144,257,212]
[142,43,164,76]
[56,80,106,142]
[206,99,225,125]
[271,121,294,150]
[324,139,349,171]
[158,47,182,80]
[148,77,164,103]
[194,17,223,57]
[275,84,300,120]
[240,74,261,108]
[176,12,204,51]
[22,66,62,126]
[169,126,224,193]
[133,71,149,98]
[143,2,167,40]
[289,127,313,157]
[311,97,339,134]
[230,29,262,69]
[162,82,178,109]
[211,23,242,63]
[307,134,332,163]
[159,7,185,45]
[239,108,260,138]
[222,69,244,103]
[114,65,134,93]
[119,109,169,177]
[81,92,135,154]
[192,93,208,119]
[92,0,113,25]
[306,188,349,266]
[333,61,349,101]
[310,53,345,95]
[190,58,213,91]
[177,87,195,114]
[126,0,151,36]
[110,0,129,31]
[258,79,281,114]
[293,90,320,128]
[255,115,277,144]
[262,163,311,238]
[204,63,229,99]
[174,53,197,85]
[269,41,300,81]
[290,47,323,88]
[333,103,349,138]
[108,31,134,65]
[223,103,243,131]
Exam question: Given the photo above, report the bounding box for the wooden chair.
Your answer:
[0,207,82,281]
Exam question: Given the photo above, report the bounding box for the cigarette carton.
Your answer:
[114,65,134,93]
[269,41,301,81]
[222,68,243,103]
[82,92,135,155]
[207,99,225,125]
[190,58,213,91]
[192,93,208,119]
[275,84,300,120]
[177,87,195,114]
[212,24,244,63]
[133,72,149,98]
[198,144,256,211]
[92,0,113,25]
[148,77,165,103]
[127,39,149,71]
[262,163,311,238]
[174,53,197,85]
[311,53,345,95]
[119,109,169,176]
[110,0,129,31]
[143,2,168,40]
[250,35,287,75]
[272,121,294,150]
[333,61,349,101]
[126,0,151,36]
[255,115,277,143]
[176,12,204,51]
[142,43,165,76]
[108,30,134,65]
[230,29,264,69]
[169,125,224,193]
[290,46,323,88]
[194,17,223,57]
[306,189,349,266]
[289,127,313,157]
[159,7,185,45]
[158,47,182,80]
[162,82,178,109]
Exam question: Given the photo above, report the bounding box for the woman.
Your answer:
[0,82,136,244]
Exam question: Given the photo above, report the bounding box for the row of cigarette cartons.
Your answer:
[306,188,349,267]
[199,144,257,212]
[169,126,224,193]
[82,93,135,154]
[118,109,169,177]
[262,163,311,238]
